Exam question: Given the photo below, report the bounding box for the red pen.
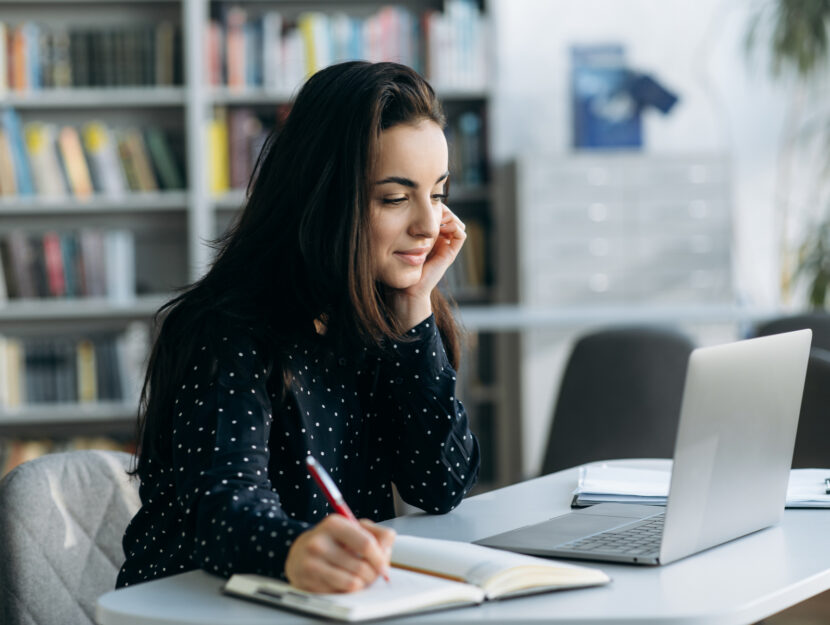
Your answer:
[305,455,390,582]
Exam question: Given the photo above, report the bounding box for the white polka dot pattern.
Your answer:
[116,314,480,588]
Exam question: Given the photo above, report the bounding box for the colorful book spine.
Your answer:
[1,108,34,196]
[0,128,17,196]
[76,339,97,403]
[207,107,230,195]
[23,122,67,197]
[57,125,94,198]
[143,127,183,190]
[82,121,128,197]
[225,6,247,90]
[42,231,67,298]
[0,22,8,96]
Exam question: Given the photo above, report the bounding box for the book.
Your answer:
[1,108,35,196]
[23,122,67,197]
[103,229,136,303]
[1,336,24,408]
[207,107,230,195]
[6,231,37,299]
[76,338,97,403]
[122,128,159,192]
[227,107,259,190]
[225,6,247,90]
[223,534,610,622]
[155,22,176,86]
[57,125,94,198]
[144,127,184,190]
[41,231,67,297]
[0,23,7,96]
[571,461,830,509]
[82,121,128,197]
[78,228,107,297]
[0,128,17,196]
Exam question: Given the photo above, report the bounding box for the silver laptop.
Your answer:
[476,329,812,566]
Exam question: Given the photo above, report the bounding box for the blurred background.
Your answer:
[0,0,828,520]
[1,0,829,620]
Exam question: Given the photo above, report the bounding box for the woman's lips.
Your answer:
[394,248,430,265]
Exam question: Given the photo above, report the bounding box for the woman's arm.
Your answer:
[369,315,480,513]
[170,331,392,590]
[170,333,308,579]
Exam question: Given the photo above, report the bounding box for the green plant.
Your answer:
[745,0,830,308]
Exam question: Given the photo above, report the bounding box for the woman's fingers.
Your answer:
[437,205,467,259]
[328,516,391,580]
[361,519,396,555]
[285,515,394,593]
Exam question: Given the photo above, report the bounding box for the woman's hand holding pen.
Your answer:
[285,515,396,593]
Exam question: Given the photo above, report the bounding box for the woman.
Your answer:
[117,61,480,593]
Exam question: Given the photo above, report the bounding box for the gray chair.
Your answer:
[751,315,830,467]
[0,450,140,625]
[791,347,830,468]
[754,312,830,351]
[540,326,695,475]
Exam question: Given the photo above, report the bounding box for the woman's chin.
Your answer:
[380,268,423,291]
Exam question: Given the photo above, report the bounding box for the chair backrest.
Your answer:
[540,326,695,475]
[754,313,830,351]
[791,347,830,468]
[0,450,139,625]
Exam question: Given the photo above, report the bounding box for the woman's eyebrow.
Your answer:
[375,171,450,187]
[375,176,416,187]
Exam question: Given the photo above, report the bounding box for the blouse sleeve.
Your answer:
[370,315,480,513]
[170,330,310,580]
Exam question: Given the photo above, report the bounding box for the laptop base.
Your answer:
[475,503,665,565]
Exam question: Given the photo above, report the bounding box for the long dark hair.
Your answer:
[131,62,462,479]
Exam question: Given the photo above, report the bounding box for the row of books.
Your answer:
[0,328,147,409]
[0,436,135,478]
[447,108,487,188]
[207,0,487,93]
[0,229,135,302]
[206,104,487,197]
[0,109,185,199]
[207,105,286,194]
[0,21,182,91]
[443,216,488,297]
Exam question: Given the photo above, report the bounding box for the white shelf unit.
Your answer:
[0,295,167,323]
[0,0,186,434]
[2,87,187,108]
[0,191,188,214]
[0,0,510,485]
[495,153,738,478]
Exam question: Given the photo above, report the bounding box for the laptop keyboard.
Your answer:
[555,513,665,556]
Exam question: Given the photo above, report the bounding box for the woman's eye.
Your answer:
[382,197,407,205]
[432,193,448,202]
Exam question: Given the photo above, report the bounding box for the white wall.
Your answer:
[487,0,826,476]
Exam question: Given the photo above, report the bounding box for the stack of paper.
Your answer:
[572,461,830,509]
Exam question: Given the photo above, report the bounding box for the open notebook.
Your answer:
[572,460,830,508]
[223,535,610,622]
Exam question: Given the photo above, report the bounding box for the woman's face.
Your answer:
[369,120,449,290]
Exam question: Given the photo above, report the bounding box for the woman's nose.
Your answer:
[409,196,440,239]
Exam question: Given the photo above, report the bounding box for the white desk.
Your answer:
[96,465,830,625]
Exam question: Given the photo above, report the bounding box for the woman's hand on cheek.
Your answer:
[388,205,466,329]
[285,515,395,593]
[422,204,466,288]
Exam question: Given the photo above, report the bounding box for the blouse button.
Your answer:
[338,357,347,366]
[395,377,404,385]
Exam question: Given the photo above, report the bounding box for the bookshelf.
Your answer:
[0,0,512,488]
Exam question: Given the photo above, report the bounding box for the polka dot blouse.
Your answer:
[116,314,480,588]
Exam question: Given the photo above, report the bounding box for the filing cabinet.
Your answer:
[514,154,733,307]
